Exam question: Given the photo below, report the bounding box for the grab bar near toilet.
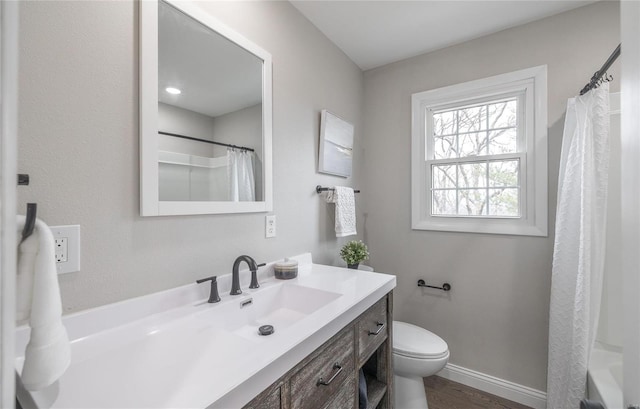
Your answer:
[417,279,451,292]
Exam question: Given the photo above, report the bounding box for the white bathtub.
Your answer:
[588,345,623,409]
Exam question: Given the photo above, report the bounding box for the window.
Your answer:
[411,66,548,236]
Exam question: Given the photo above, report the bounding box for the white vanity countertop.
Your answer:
[15,254,396,409]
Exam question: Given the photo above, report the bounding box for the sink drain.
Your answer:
[258,325,274,336]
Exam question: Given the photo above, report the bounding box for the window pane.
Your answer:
[432,165,456,189]
[459,131,488,157]
[433,110,456,136]
[458,162,487,188]
[488,128,517,155]
[433,135,456,159]
[488,188,519,216]
[489,160,518,187]
[458,189,487,215]
[457,105,486,133]
[488,99,517,129]
[432,190,456,215]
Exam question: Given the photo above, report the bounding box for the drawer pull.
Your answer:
[368,321,385,336]
[316,362,343,386]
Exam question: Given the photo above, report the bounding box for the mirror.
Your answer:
[140,0,273,216]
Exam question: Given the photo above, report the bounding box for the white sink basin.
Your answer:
[15,254,396,409]
[196,283,342,340]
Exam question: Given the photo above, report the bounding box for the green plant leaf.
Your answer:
[340,240,370,265]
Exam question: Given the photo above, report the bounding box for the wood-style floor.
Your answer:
[423,376,534,409]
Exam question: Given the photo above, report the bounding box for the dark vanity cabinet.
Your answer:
[243,292,393,409]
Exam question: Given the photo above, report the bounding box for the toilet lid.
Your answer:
[393,321,449,359]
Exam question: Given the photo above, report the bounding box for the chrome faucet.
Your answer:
[230,255,264,295]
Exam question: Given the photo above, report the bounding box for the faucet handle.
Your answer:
[249,263,266,289]
[196,275,221,303]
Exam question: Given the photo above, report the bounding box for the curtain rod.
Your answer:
[579,43,621,95]
[159,131,255,152]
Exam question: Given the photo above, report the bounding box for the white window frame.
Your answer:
[411,66,548,236]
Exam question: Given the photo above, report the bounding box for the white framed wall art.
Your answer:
[318,110,354,178]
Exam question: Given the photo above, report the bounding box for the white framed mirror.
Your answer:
[140,0,273,216]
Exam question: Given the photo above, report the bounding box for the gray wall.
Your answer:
[159,102,217,150]
[212,104,262,155]
[361,2,620,391]
[17,1,364,313]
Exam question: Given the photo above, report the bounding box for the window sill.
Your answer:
[412,218,547,237]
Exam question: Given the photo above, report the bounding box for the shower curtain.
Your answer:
[227,149,256,202]
[547,83,610,409]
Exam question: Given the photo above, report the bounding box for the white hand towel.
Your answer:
[17,216,71,391]
[325,186,357,237]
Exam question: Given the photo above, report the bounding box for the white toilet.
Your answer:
[393,321,449,409]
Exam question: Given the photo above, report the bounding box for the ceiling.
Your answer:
[290,1,597,71]
[159,1,263,118]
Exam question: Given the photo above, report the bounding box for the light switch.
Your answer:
[265,215,276,238]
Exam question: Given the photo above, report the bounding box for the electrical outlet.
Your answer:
[265,215,276,238]
[54,237,68,262]
[50,225,80,274]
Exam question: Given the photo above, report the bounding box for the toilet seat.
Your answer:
[393,321,449,360]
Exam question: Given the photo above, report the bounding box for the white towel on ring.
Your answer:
[325,186,356,237]
[17,215,70,391]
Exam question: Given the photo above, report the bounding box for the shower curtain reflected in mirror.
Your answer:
[227,149,256,202]
[158,149,256,202]
[547,83,610,409]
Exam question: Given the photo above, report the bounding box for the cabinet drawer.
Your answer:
[322,377,356,409]
[290,329,355,409]
[357,297,388,364]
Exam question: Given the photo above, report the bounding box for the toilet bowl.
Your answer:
[393,321,449,409]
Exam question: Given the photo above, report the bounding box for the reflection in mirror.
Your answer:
[158,0,263,202]
[140,0,272,215]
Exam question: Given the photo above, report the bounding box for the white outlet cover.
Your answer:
[50,225,80,274]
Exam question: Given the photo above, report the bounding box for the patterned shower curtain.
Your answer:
[547,83,610,408]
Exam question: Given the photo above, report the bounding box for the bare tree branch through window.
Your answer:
[431,99,520,216]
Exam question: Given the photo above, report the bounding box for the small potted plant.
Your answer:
[340,240,370,269]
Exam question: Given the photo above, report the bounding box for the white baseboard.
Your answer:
[437,363,547,409]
